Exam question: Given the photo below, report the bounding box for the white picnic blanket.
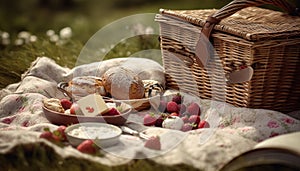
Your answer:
[0,57,299,171]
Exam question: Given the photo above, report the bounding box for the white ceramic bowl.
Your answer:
[65,122,122,147]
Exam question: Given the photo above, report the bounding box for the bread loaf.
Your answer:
[102,67,145,100]
[65,76,107,97]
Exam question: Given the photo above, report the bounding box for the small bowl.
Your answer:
[43,101,132,126]
[65,122,122,147]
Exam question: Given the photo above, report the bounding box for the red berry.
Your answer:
[172,93,182,104]
[56,125,67,141]
[181,123,193,132]
[70,103,80,115]
[60,98,72,110]
[102,107,120,116]
[40,131,53,140]
[155,116,163,127]
[198,120,210,129]
[169,112,179,117]
[143,113,157,126]
[77,139,97,154]
[144,136,161,150]
[52,134,61,142]
[187,102,201,116]
[188,115,200,126]
[166,101,179,113]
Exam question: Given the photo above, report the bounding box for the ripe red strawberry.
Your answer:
[70,103,80,115]
[187,102,201,116]
[60,98,72,110]
[77,139,98,154]
[198,120,210,129]
[154,116,162,127]
[169,112,179,117]
[172,93,182,104]
[155,113,168,127]
[40,131,54,140]
[144,136,161,150]
[102,107,120,116]
[143,113,157,126]
[56,125,67,141]
[188,115,200,126]
[181,123,193,132]
[166,101,179,113]
[158,100,167,112]
[40,131,60,142]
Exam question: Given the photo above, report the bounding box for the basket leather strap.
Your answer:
[195,0,298,67]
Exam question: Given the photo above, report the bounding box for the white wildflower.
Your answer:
[50,34,59,42]
[18,31,31,39]
[1,32,10,39]
[46,29,55,37]
[59,27,72,39]
[29,35,37,42]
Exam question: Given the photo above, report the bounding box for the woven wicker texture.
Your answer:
[156,4,300,113]
[159,7,300,41]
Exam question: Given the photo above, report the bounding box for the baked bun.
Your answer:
[102,67,145,100]
[64,76,107,97]
[43,98,65,113]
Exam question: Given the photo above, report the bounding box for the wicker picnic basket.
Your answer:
[155,0,300,113]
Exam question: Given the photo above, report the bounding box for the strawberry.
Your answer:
[169,112,179,117]
[56,125,67,141]
[70,103,80,115]
[60,98,72,110]
[77,139,98,154]
[187,102,201,116]
[158,100,167,112]
[155,113,168,127]
[144,136,161,150]
[40,131,60,142]
[166,101,179,113]
[143,113,157,126]
[172,93,182,104]
[198,120,210,129]
[102,107,120,116]
[39,131,54,140]
[181,123,193,132]
[155,115,163,127]
[188,115,200,126]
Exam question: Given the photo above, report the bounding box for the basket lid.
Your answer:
[159,7,300,41]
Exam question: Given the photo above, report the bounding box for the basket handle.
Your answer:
[196,0,298,67]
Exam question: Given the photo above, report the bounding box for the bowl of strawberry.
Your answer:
[143,93,210,132]
[42,97,132,126]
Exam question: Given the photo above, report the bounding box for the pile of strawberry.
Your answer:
[60,98,121,116]
[39,126,99,154]
[143,93,209,132]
